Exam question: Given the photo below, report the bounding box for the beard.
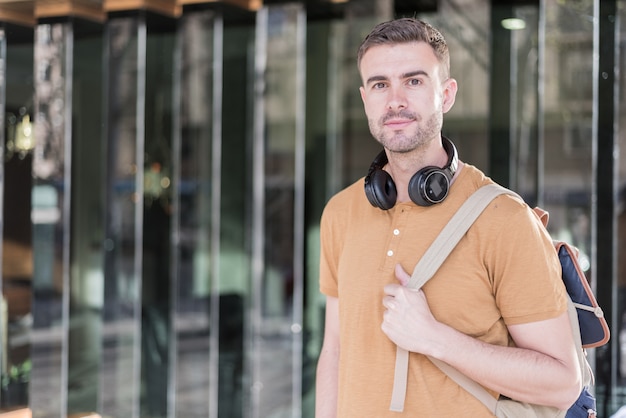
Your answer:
[368,108,443,153]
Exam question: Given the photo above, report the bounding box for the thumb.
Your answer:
[395,264,411,287]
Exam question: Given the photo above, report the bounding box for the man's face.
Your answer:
[359,41,457,153]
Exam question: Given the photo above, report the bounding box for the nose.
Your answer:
[387,85,407,110]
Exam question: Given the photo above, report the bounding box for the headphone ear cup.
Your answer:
[408,167,434,206]
[365,169,397,210]
[408,167,451,206]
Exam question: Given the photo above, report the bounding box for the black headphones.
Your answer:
[364,136,459,210]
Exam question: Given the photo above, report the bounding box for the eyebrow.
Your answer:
[364,75,387,86]
[402,70,429,79]
[365,70,430,86]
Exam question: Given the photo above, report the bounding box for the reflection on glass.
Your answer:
[611,2,626,412]
[30,21,72,417]
[67,29,104,416]
[541,3,594,276]
[219,21,253,418]
[6,110,34,161]
[618,2,626,416]
[506,6,539,197]
[541,0,596,406]
[251,4,306,417]
[1,28,34,414]
[102,15,144,418]
[173,9,215,418]
[141,17,175,418]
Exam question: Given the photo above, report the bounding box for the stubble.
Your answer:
[368,108,443,154]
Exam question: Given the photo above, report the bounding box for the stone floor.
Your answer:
[5,312,315,418]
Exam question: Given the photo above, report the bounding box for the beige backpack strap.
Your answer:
[389,183,518,412]
[424,298,588,416]
[428,357,498,413]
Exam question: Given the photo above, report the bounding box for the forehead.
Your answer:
[359,41,441,81]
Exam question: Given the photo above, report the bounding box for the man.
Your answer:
[315,18,581,417]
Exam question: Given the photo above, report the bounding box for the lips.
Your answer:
[384,118,414,129]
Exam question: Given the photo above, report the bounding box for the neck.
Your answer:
[386,143,446,202]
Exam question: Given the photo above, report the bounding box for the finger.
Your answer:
[395,263,411,287]
[383,283,402,296]
[382,295,396,309]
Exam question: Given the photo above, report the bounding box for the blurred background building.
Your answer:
[0,0,624,416]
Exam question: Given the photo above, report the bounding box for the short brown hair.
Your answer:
[357,18,450,78]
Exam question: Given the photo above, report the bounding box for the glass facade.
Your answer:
[1,0,626,416]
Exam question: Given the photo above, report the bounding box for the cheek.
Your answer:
[431,93,445,112]
[430,89,443,106]
[362,100,379,121]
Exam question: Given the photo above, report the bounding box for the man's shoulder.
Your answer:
[454,163,531,226]
[324,177,368,213]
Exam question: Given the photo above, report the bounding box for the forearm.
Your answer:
[315,346,339,418]
[383,277,581,410]
[430,320,581,409]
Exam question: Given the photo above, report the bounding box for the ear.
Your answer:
[359,85,366,104]
[441,77,458,114]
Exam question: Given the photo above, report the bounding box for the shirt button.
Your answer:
[387,250,394,257]
[393,229,400,236]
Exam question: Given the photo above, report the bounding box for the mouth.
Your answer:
[384,118,414,130]
[382,110,417,130]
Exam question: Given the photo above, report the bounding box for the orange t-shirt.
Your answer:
[319,164,568,417]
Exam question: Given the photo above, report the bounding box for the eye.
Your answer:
[373,82,387,89]
[407,78,421,86]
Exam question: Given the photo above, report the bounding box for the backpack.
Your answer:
[388,183,610,417]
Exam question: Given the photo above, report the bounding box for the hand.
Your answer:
[381,264,441,355]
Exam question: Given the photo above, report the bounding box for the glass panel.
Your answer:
[615,0,626,414]
[541,0,594,300]
[251,4,305,417]
[102,14,145,418]
[339,10,379,184]
[423,2,491,175]
[67,22,104,416]
[219,19,254,418]
[541,0,598,406]
[543,0,594,222]
[486,3,540,197]
[30,21,72,417]
[302,18,347,418]
[0,26,5,408]
[1,26,34,413]
[508,6,540,199]
[141,16,175,418]
[173,8,220,418]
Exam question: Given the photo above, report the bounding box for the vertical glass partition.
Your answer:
[142,16,175,418]
[172,8,217,418]
[67,20,104,416]
[0,26,6,408]
[30,20,73,417]
[174,10,227,417]
[540,0,594,248]
[487,3,540,198]
[302,18,348,418]
[102,13,145,418]
[541,0,603,408]
[617,2,626,414]
[1,25,34,413]
[219,17,254,418]
[251,4,306,418]
[540,0,595,354]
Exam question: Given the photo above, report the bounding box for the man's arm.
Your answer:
[316,296,340,418]
[382,265,581,410]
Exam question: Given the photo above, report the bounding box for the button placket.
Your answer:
[382,207,409,270]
